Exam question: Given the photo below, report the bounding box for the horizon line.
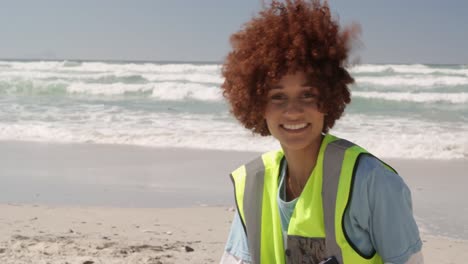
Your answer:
[0,57,464,66]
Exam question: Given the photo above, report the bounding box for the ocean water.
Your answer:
[0,60,467,160]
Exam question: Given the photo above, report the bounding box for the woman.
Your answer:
[219,1,423,264]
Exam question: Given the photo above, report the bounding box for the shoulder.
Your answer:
[349,155,423,262]
[231,150,284,176]
[353,154,408,196]
[351,154,414,215]
[348,154,413,225]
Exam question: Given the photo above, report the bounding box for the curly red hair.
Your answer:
[221,0,359,135]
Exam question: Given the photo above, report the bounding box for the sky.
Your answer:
[0,0,467,64]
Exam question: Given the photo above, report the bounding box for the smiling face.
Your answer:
[264,71,325,152]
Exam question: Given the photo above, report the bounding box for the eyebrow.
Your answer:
[271,82,315,89]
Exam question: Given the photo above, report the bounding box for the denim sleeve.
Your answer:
[224,212,252,262]
[348,155,422,264]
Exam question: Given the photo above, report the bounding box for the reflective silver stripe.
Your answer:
[241,139,356,264]
[243,157,265,264]
[322,139,355,264]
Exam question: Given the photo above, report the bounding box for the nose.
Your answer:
[284,98,304,117]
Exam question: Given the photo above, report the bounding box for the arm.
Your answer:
[351,155,423,264]
[220,212,252,264]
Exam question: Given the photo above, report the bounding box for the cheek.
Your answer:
[315,115,326,130]
[307,111,325,125]
[263,112,278,133]
[263,106,274,123]
[263,115,274,130]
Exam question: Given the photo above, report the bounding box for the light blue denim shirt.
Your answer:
[224,155,422,264]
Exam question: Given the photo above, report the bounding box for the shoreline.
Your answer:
[0,140,467,240]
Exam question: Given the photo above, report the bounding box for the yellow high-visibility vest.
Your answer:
[231,134,390,264]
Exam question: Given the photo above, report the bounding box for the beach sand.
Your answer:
[1,204,468,264]
[0,141,467,263]
[0,204,233,264]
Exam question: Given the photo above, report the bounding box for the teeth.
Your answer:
[283,123,307,130]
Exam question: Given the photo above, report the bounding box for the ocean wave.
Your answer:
[90,74,148,84]
[352,91,468,104]
[0,79,68,95]
[66,82,154,96]
[4,61,467,78]
[143,73,222,84]
[63,61,83,67]
[0,73,224,99]
[0,70,223,85]
[2,60,221,74]
[150,82,222,101]
[1,60,466,160]
[350,64,468,76]
[0,109,466,159]
[332,115,468,159]
[355,75,468,87]
[66,82,222,101]
[0,63,223,85]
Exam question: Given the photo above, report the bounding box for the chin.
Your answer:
[280,140,315,151]
[278,134,323,152]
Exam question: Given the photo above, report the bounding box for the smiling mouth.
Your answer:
[281,123,310,131]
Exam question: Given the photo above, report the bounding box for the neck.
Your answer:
[283,135,323,198]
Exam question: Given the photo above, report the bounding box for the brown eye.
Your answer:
[270,93,287,103]
[301,92,318,102]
